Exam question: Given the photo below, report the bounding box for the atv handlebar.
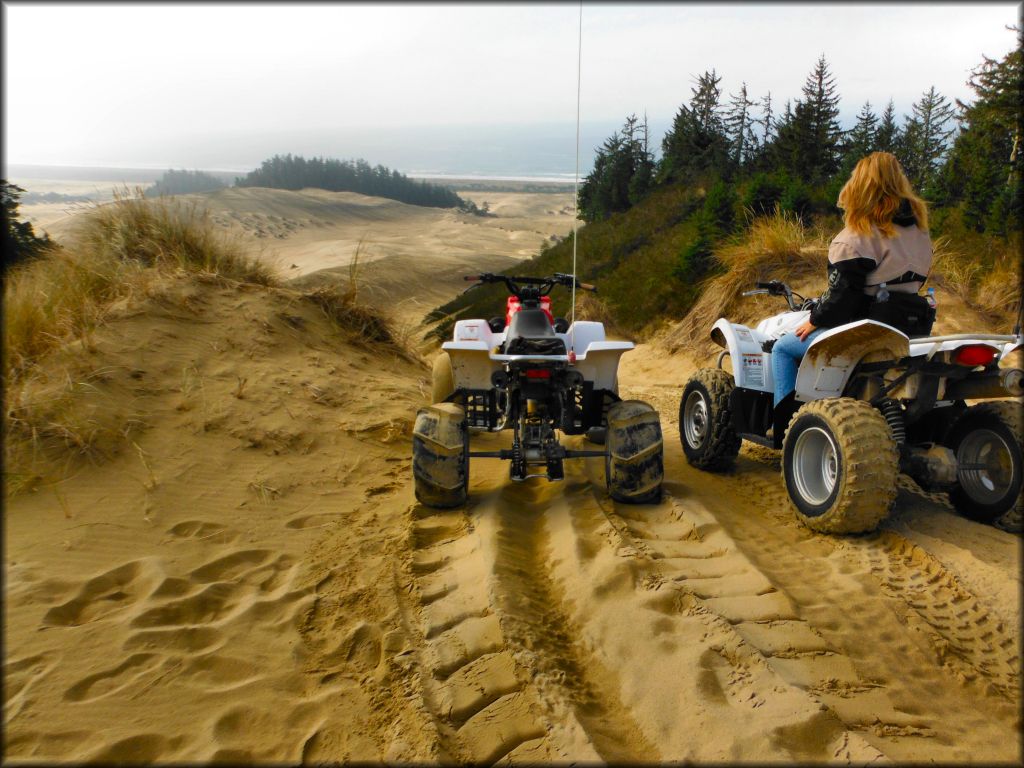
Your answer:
[462,272,597,297]
[745,280,809,311]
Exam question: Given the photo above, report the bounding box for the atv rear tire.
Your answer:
[944,401,1022,523]
[679,368,741,471]
[412,403,469,508]
[606,400,663,503]
[431,352,455,404]
[782,398,897,534]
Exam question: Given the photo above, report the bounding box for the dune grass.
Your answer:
[931,230,1022,330]
[3,190,279,493]
[4,190,276,383]
[4,192,410,494]
[665,209,827,353]
[301,244,407,354]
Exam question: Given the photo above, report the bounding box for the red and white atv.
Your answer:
[414,273,663,508]
[679,280,1023,533]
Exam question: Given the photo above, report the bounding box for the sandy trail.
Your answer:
[4,188,1020,764]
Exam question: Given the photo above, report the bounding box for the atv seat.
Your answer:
[503,308,567,356]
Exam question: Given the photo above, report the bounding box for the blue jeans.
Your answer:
[771,329,824,406]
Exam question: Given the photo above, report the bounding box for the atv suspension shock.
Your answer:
[879,398,907,444]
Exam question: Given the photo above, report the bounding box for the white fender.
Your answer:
[795,320,909,401]
[710,318,774,393]
[441,318,633,393]
[443,320,503,390]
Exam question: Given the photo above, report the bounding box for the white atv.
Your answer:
[679,280,1023,533]
[414,273,663,508]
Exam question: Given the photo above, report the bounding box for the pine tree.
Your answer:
[933,25,1023,231]
[724,82,758,170]
[758,92,775,145]
[849,102,878,158]
[900,86,956,190]
[767,57,843,185]
[579,114,656,221]
[790,55,843,183]
[833,101,879,183]
[658,70,730,183]
[875,99,900,153]
[3,181,53,272]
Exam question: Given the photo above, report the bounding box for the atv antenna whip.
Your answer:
[569,0,583,362]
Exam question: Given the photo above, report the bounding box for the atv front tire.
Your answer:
[782,398,898,534]
[431,352,455,404]
[606,400,663,503]
[680,368,741,471]
[944,401,1022,523]
[412,403,469,508]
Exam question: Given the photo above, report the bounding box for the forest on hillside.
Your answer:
[432,27,1021,338]
[235,154,474,210]
[138,156,476,212]
[579,37,1020,242]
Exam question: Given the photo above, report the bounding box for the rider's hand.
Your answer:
[795,319,817,341]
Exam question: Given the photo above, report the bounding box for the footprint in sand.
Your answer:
[87,734,183,764]
[42,560,161,627]
[285,513,340,530]
[5,652,56,717]
[130,581,244,628]
[63,653,162,702]
[166,520,239,545]
[179,654,263,693]
[123,626,225,656]
[188,549,274,584]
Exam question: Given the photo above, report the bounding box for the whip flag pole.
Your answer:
[569,0,583,363]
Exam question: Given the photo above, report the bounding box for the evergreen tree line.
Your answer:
[235,154,471,210]
[145,169,226,197]
[580,32,1021,236]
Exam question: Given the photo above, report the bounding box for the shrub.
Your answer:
[742,172,784,217]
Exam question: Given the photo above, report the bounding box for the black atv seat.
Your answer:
[503,308,567,356]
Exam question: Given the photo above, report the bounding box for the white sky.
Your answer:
[3,2,1020,169]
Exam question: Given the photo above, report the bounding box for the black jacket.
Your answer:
[809,200,921,328]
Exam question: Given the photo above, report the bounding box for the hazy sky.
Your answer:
[3,2,1020,173]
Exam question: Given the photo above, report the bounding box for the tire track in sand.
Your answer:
[488,482,657,764]
[402,501,570,765]
[676,452,1020,763]
[401,445,651,764]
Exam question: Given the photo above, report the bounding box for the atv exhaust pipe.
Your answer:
[943,367,1024,400]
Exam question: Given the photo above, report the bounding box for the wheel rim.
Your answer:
[683,391,709,448]
[792,426,839,507]
[957,428,1015,504]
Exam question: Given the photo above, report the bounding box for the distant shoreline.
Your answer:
[6,164,578,195]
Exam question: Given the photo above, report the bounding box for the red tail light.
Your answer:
[525,369,552,379]
[953,345,998,366]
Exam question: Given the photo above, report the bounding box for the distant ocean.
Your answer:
[5,120,672,187]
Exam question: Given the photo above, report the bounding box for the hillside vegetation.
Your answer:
[429,31,1022,342]
[235,154,476,211]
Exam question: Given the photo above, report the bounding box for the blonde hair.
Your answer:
[837,151,928,237]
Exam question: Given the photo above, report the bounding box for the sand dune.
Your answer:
[4,188,1021,763]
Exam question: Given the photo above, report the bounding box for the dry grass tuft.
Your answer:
[666,209,826,353]
[4,366,146,494]
[4,189,276,494]
[4,189,276,384]
[301,243,406,355]
[73,187,277,283]
[931,232,1022,329]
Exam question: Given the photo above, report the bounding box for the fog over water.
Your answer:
[4,3,1019,178]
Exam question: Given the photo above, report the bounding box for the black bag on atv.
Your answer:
[866,291,935,337]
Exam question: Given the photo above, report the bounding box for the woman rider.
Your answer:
[771,151,935,408]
